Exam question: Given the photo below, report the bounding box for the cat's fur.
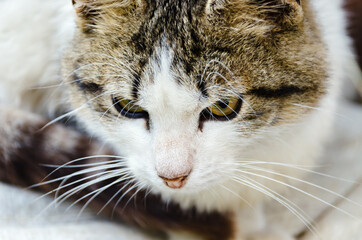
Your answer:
[0,0,361,239]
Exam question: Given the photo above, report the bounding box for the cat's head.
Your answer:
[63,0,329,209]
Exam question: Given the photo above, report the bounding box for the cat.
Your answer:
[0,0,361,239]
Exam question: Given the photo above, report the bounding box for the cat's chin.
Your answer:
[143,177,264,213]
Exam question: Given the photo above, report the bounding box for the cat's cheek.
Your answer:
[125,154,159,185]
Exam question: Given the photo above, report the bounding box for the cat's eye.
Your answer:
[112,96,148,119]
[201,96,242,121]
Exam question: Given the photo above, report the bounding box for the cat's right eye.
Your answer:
[200,96,242,121]
[112,96,149,119]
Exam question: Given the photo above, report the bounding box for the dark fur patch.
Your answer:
[345,0,362,68]
[73,72,102,93]
[77,81,102,93]
[247,85,313,98]
[132,74,142,99]
[198,78,209,98]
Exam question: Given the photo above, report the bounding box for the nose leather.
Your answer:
[159,175,189,189]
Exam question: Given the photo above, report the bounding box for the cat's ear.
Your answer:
[72,0,98,32]
[218,0,304,35]
[71,0,143,33]
[249,0,304,27]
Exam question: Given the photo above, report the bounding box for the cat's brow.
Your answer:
[73,72,103,93]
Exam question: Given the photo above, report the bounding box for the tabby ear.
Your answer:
[72,0,94,16]
[224,0,304,35]
[252,0,304,27]
[72,0,98,32]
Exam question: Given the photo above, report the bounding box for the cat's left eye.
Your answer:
[201,96,242,121]
[112,96,148,119]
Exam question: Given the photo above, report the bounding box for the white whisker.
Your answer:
[243,165,362,208]
[75,174,133,218]
[111,180,138,216]
[232,176,320,238]
[236,169,361,220]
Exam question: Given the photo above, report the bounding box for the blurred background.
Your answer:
[345,0,362,101]
[345,0,362,68]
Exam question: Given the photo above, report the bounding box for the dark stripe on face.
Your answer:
[130,58,147,100]
[198,78,208,97]
[74,73,102,93]
[246,85,313,98]
[132,74,142,99]
[127,0,214,96]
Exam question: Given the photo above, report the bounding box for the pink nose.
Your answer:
[159,175,189,189]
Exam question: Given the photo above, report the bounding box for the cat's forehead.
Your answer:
[83,1,256,91]
[128,0,209,61]
[71,0,327,122]
[81,0,316,79]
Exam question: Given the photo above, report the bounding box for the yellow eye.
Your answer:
[112,97,148,119]
[117,99,144,113]
[207,96,241,119]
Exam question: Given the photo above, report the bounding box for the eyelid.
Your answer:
[209,97,239,116]
[201,95,242,121]
[112,96,148,119]
[118,99,144,113]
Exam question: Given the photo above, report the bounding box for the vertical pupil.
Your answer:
[218,100,229,109]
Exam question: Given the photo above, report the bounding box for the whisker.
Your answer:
[40,90,114,129]
[219,184,253,208]
[123,182,146,211]
[291,103,353,121]
[41,159,126,169]
[34,170,123,218]
[75,174,134,218]
[233,160,360,184]
[96,179,135,215]
[232,176,319,238]
[84,52,138,76]
[111,180,137,217]
[243,165,362,208]
[39,165,124,200]
[204,72,257,123]
[54,168,125,200]
[34,155,124,186]
[55,171,128,207]
[120,183,143,213]
[236,169,361,220]
[30,74,125,90]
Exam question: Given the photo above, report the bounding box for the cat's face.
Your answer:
[63,0,328,209]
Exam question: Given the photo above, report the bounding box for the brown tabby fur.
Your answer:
[63,0,327,134]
